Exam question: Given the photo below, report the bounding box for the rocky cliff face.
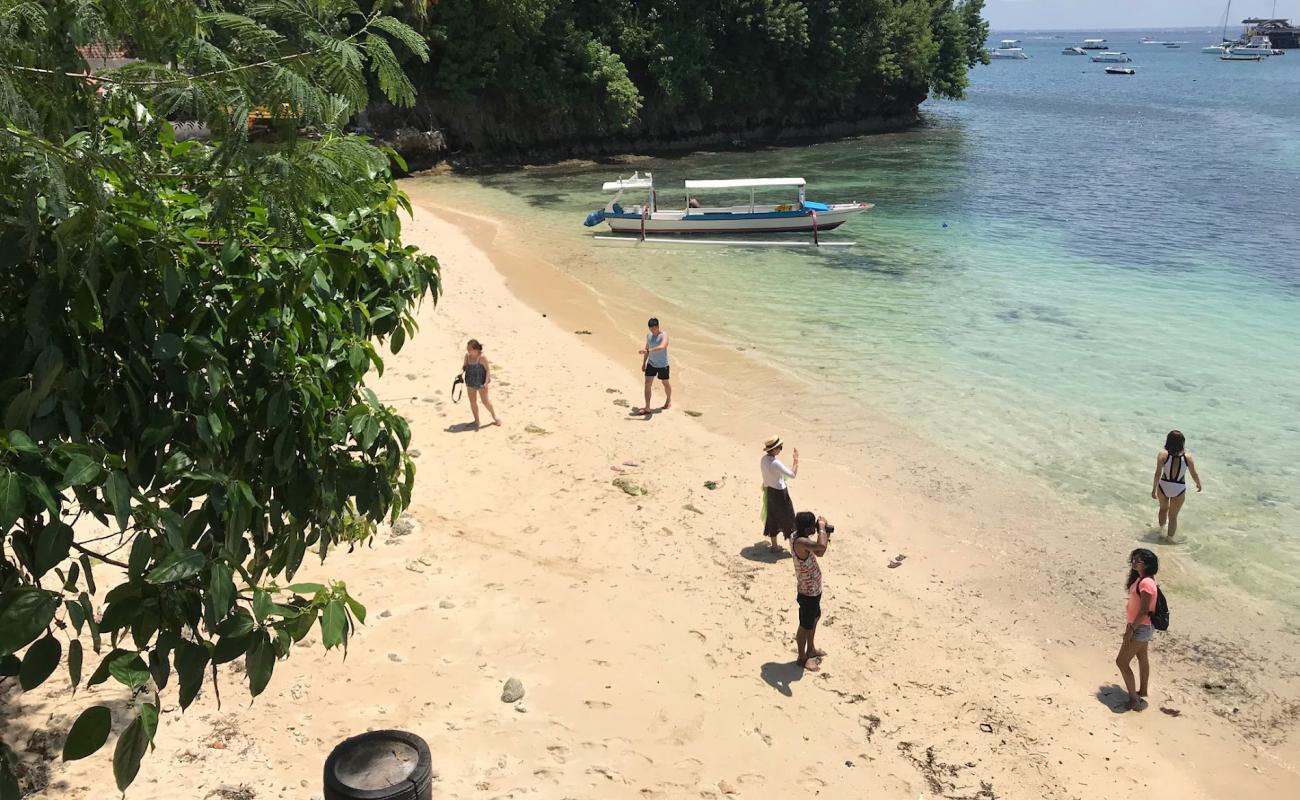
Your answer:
[357,84,929,170]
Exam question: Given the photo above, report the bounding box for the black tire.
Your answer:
[323,729,433,800]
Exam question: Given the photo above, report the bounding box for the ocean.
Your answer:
[411,30,1300,608]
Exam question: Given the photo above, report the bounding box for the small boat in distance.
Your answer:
[1202,42,1233,53]
[1232,36,1280,56]
[1105,66,1137,75]
[1062,46,1087,55]
[1081,38,1108,49]
[1091,51,1132,63]
[991,39,1029,59]
[1220,49,1264,60]
[584,173,873,236]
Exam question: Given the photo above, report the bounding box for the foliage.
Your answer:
[0,0,438,793]
[394,0,989,152]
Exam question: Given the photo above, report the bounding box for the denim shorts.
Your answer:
[1133,624,1154,642]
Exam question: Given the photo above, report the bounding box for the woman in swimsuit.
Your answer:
[463,339,500,429]
[1150,429,1201,540]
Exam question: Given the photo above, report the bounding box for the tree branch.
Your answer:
[69,542,130,570]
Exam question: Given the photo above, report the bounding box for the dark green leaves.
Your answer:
[145,549,204,584]
[108,653,151,690]
[175,640,209,710]
[112,704,158,791]
[18,635,61,690]
[0,588,59,656]
[68,639,83,690]
[246,631,275,697]
[105,470,132,531]
[62,706,112,762]
[33,521,73,578]
[207,562,235,626]
[152,333,184,361]
[0,469,21,529]
[60,454,101,488]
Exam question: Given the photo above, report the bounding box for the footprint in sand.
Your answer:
[688,630,707,643]
[585,700,613,709]
[532,767,561,783]
[547,745,569,764]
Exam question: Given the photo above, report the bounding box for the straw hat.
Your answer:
[763,436,782,452]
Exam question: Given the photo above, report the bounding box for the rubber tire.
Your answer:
[323,729,433,800]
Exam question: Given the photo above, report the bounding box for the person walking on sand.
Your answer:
[462,339,500,429]
[635,317,671,417]
[760,437,799,553]
[791,512,831,672]
[1115,548,1159,711]
[1151,429,1201,539]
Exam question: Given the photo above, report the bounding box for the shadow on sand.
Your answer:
[1096,683,1145,714]
[740,542,790,564]
[761,661,806,697]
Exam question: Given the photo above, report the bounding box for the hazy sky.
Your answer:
[984,0,1296,30]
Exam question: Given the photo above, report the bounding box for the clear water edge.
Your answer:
[409,29,1300,609]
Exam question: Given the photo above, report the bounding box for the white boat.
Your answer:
[1232,36,1278,56]
[1081,38,1108,50]
[1105,66,1137,75]
[1062,46,1087,55]
[1091,51,1132,62]
[584,173,872,236]
[1203,42,1234,53]
[1221,48,1264,60]
[991,39,1029,59]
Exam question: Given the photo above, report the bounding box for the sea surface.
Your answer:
[412,29,1300,608]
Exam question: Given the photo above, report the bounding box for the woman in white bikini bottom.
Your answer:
[1151,429,1202,540]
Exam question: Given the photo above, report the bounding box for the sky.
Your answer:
[983,0,1296,30]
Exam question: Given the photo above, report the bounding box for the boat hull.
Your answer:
[604,204,870,235]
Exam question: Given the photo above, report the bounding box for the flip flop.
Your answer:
[801,658,821,672]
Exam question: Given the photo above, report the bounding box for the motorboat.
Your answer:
[991,39,1029,59]
[1090,51,1132,62]
[1105,66,1137,75]
[1221,48,1264,60]
[584,173,873,236]
[1062,46,1087,55]
[1163,43,1182,48]
[1081,38,1108,49]
[1232,36,1279,56]
[1202,42,1234,53]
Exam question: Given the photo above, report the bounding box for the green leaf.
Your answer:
[0,588,59,656]
[86,648,130,687]
[153,333,184,361]
[175,640,209,710]
[6,431,39,456]
[112,705,156,791]
[105,470,132,531]
[207,562,235,626]
[284,607,317,642]
[212,633,249,665]
[108,652,150,690]
[128,533,153,580]
[149,640,172,691]
[164,262,181,306]
[62,705,112,762]
[319,599,346,649]
[60,453,101,488]
[343,594,366,625]
[284,582,325,595]
[33,521,73,578]
[0,469,22,530]
[252,589,273,623]
[0,655,18,676]
[246,631,274,697]
[18,635,61,690]
[145,549,204,584]
[65,600,85,633]
[68,639,83,690]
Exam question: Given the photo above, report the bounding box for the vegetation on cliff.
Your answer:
[380,0,990,156]
[0,1,435,792]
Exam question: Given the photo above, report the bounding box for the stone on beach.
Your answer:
[501,677,526,703]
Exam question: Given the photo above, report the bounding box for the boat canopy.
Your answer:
[602,177,653,192]
[684,178,806,190]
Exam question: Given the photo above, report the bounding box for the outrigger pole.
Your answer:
[592,235,855,248]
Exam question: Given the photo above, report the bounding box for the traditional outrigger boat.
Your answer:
[583,173,872,240]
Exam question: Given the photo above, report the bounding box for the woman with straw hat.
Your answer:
[760,436,799,553]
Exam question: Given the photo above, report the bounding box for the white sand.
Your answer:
[5,191,1297,799]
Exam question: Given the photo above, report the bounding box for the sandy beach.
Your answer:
[6,188,1298,800]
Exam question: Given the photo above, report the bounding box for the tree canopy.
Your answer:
[1,1,437,794]
[377,0,990,155]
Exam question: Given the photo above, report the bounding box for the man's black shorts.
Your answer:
[644,363,670,380]
[796,592,822,629]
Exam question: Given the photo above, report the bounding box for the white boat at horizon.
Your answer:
[585,173,873,236]
[1081,38,1108,49]
[1091,51,1132,63]
[1062,46,1086,55]
[1105,66,1137,75]
[991,39,1029,59]
[1220,49,1264,60]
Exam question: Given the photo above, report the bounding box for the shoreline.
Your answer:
[5,190,1296,798]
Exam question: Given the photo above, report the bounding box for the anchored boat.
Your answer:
[584,173,872,238]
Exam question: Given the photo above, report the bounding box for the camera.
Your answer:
[825,523,835,534]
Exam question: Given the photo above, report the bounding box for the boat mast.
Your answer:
[1222,0,1232,42]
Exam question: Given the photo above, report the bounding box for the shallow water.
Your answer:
[412,30,1300,607]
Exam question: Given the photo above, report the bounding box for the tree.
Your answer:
[0,0,437,793]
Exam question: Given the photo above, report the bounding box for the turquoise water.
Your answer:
[416,30,1300,605]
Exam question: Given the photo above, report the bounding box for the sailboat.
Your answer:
[1203,1,1237,52]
